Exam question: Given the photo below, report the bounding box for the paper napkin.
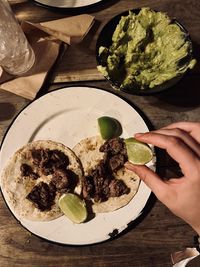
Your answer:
[0,14,95,99]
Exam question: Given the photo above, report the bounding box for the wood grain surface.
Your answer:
[0,0,200,266]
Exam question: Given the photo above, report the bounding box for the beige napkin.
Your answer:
[0,14,95,99]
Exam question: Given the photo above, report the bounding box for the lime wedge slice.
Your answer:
[125,137,153,165]
[98,116,122,140]
[58,193,87,224]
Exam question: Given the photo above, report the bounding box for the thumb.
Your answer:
[125,162,166,198]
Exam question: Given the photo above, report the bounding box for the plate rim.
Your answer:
[32,0,104,10]
[0,85,154,245]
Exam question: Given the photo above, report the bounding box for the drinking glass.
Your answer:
[0,0,35,75]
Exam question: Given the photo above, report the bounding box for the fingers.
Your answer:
[134,132,198,175]
[163,122,200,143]
[125,162,167,199]
[154,128,200,157]
[163,121,200,132]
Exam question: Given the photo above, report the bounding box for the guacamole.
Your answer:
[97,7,196,90]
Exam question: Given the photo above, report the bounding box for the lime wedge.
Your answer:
[98,116,122,140]
[125,137,153,165]
[58,193,87,224]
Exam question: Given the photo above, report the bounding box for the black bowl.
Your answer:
[96,9,194,95]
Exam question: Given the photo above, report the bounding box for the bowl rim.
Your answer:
[96,8,194,95]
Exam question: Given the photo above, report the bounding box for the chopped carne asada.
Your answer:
[31,148,69,175]
[51,168,70,192]
[23,148,78,211]
[20,163,39,180]
[26,181,56,211]
[101,138,128,172]
[24,138,130,212]
[82,175,95,200]
[93,175,111,202]
[99,137,127,156]
[82,137,129,203]
[31,148,49,166]
[50,149,69,168]
[108,154,126,172]
[90,159,111,179]
[109,179,130,197]
[2,140,84,221]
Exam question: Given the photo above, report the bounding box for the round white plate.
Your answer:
[0,86,154,245]
[34,0,102,8]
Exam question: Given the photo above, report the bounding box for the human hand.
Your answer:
[125,122,200,234]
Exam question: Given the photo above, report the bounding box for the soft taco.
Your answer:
[0,140,83,221]
[73,136,140,213]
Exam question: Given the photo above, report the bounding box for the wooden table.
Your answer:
[0,1,200,266]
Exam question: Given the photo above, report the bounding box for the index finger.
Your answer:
[135,132,198,175]
[162,122,200,143]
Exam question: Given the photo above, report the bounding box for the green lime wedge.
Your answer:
[98,116,122,140]
[125,137,153,165]
[58,193,87,224]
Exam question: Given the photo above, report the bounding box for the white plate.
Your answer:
[34,0,102,8]
[0,86,154,245]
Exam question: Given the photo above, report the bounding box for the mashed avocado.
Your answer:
[97,7,196,90]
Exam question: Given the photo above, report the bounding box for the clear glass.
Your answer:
[0,0,35,75]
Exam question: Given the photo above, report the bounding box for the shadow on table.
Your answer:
[153,41,200,110]
[0,102,16,121]
[155,148,183,178]
[154,75,200,110]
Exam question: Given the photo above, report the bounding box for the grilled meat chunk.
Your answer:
[90,159,110,179]
[108,154,126,172]
[82,138,130,203]
[82,174,110,202]
[99,137,127,157]
[31,148,49,166]
[109,179,130,197]
[20,163,39,180]
[51,168,70,192]
[82,175,95,199]
[26,182,56,211]
[31,148,69,175]
[50,150,69,168]
[93,176,111,202]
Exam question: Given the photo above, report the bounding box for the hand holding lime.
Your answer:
[58,193,87,224]
[125,137,153,165]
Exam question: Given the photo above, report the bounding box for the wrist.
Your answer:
[187,218,200,236]
[192,225,200,236]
